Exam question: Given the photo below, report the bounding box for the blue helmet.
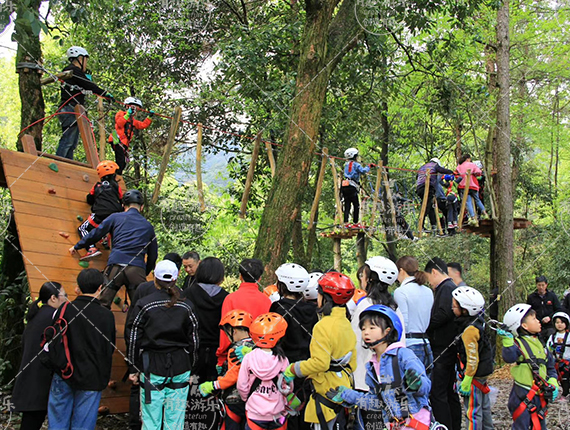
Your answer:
[359,304,403,342]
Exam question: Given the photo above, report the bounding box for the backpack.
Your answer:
[39,302,74,379]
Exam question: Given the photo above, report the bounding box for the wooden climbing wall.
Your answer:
[0,148,130,413]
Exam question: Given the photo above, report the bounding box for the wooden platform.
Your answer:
[320,227,366,239]
[0,148,130,414]
[462,217,532,237]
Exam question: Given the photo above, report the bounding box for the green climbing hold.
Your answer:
[48,163,58,172]
[77,215,84,221]
[79,261,89,268]
[113,297,122,305]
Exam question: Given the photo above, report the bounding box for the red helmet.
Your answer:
[96,160,119,179]
[318,272,355,305]
[220,309,253,329]
[250,312,288,348]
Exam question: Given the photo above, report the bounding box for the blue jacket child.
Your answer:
[326,305,432,429]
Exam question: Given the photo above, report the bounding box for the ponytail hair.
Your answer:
[155,279,180,307]
[396,256,428,286]
[28,281,62,321]
[366,270,397,310]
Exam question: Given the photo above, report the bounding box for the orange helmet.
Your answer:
[318,272,355,305]
[219,309,253,329]
[352,289,367,305]
[96,160,119,179]
[250,312,288,348]
[263,284,278,297]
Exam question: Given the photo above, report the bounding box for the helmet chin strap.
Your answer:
[362,334,389,349]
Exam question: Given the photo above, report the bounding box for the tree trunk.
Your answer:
[379,100,396,259]
[14,0,45,151]
[254,0,362,279]
[494,0,515,313]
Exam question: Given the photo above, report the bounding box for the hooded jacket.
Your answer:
[270,298,318,363]
[182,283,228,348]
[455,314,494,378]
[237,348,292,421]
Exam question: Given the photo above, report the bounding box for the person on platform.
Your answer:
[341,147,372,229]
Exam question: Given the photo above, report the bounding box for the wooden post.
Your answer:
[434,196,444,235]
[40,70,73,86]
[21,134,38,156]
[417,171,431,238]
[97,98,106,161]
[458,170,472,230]
[381,166,398,237]
[329,156,343,225]
[356,232,366,267]
[75,104,99,168]
[240,133,262,218]
[308,148,328,230]
[196,123,206,212]
[369,162,383,230]
[265,140,276,177]
[333,238,342,271]
[151,106,182,204]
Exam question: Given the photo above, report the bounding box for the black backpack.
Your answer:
[39,301,74,379]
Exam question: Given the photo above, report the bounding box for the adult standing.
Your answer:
[56,46,113,159]
[69,189,158,308]
[447,262,467,287]
[563,284,570,314]
[12,282,67,430]
[425,258,461,430]
[416,158,454,233]
[527,275,562,344]
[181,257,228,382]
[181,251,200,291]
[394,256,434,373]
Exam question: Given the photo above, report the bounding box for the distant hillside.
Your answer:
[174,148,232,192]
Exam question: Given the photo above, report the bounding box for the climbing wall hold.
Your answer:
[58,231,70,239]
[48,188,56,194]
[77,215,84,221]
[83,174,90,182]
[79,261,89,268]
[48,163,58,172]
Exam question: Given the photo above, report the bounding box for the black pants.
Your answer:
[20,410,47,430]
[341,185,359,223]
[416,186,436,229]
[112,143,128,175]
[129,383,141,430]
[100,265,147,309]
[430,354,462,430]
[193,346,219,384]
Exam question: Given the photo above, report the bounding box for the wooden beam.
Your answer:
[265,140,276,177]
[308,148,328,230]
[381,165,398,236]
[458,170,472,230]
[151,106,182,204]
[21,134,38,156]
[40,70,73,86]
[434,196,444,235]
[329,156,343,225]
[75,104,99,168]
[239,133,262,218]
[97,98,106,161]
[196,123,206,212]
[417,171,430,238]
[356,232,366,267]
[333,238,342,271]
[369,162,383,229]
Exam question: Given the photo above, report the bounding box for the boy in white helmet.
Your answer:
[341,147,372,229]
[109,97,154,174]
[498,304,559,429]
[56,46,114,159]
[452,286,494,429]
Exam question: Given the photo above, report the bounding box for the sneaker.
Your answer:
[481,213,490,220]
[80,247,102,260]
[468,218,479,227]
[352,223,365,229]
[447,222,454,229]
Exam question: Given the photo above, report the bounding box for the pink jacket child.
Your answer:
[237,313,293,429]
[456,160,482,191]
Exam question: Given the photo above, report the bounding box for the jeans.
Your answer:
[408,342,434,376]
[140,371,190,430]
[466,190,486,218]
[56,104,80,160]
[47,374,102,430]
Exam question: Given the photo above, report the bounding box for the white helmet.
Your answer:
[365,256,398,285]
[452,286,485,316]
[124,97,143,108]
[474,160,483,170]
[344,148,359,159]
[430,157,441,165]
[303,272,322,300]
[503,303,532,335]
[67,46,89,60]
[275,263,310,293]
[553,311,570,325]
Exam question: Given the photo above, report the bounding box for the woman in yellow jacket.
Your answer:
[284,272,357,430]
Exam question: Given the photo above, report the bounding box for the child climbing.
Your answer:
[237,313,293,430]
[341,147,372,228]
[283,272,356,430]
[498,304,560,430]
[199,309,256,430]
[109,97,154,175]
[326,304,432,430]
[77,160,123,260]
[56,46,114,160]
[452,287,495,429]
[456,154,489,227]
[416,157,454,234]
[546,311,570,398]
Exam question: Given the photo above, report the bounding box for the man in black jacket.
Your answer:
[56,46,114,159]
[425,258,461,430]
[47,269,116,430]
[527,275,562,344]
